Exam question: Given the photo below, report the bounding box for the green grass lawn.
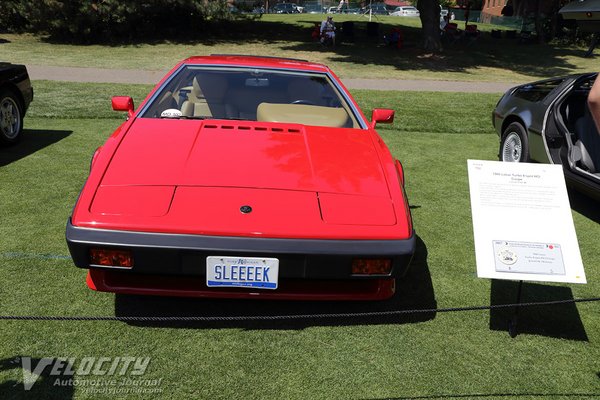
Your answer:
[0,14,598,83]
[0,81,599,399]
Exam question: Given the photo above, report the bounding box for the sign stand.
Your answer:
[361,0,380,22]
[467,160,586,339]
[508,280,524,338]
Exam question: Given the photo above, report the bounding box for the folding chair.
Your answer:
[442,22,462,45]
[464,24,480,45]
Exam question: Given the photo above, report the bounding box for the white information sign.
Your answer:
[467,160,586,284]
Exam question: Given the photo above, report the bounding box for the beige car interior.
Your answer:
[257,103,349,128]
[168,72,357,128]
[180,75,234,118]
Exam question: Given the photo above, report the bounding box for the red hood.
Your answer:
[101,119,389,197]
[78,119,412,239]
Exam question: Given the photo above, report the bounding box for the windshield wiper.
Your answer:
[160,116,251,121]
[178,116,208,120]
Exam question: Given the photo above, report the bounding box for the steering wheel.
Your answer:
[290,99,316,106]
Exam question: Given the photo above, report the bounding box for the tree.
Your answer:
[508,0,563,42]
[0,0,241,43]
[417,0,443,51]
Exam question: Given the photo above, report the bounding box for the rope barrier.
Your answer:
[1,297,598,322]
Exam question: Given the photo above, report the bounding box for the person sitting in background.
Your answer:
[440,14,449,30]
[312,22,321,41]
[441,21,462,43]
[384,28,403,49]
[320,16,336,46]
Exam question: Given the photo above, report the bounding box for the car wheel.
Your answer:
[500,122,529,162]
[0,89,24,145]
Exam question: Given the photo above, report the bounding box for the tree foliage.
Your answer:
[0,0,233,43]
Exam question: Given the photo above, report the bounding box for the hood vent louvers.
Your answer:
[203,124,301,134]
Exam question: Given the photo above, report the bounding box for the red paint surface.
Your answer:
[70,56,414,300]
[74,119,411,239]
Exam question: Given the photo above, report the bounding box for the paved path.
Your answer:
[27,65,520,93]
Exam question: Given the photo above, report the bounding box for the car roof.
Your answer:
[560,0,600,15]
[181,55,331,73]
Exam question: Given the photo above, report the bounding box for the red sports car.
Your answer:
[66,55,415,300]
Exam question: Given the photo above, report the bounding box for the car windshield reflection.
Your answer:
[141,66,360,128]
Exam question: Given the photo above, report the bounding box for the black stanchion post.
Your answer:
[508,280,524,338]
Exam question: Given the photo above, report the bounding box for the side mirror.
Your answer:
[112,96,134,118]
[371,108,395,128]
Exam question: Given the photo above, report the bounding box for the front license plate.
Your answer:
[206,256,279,290]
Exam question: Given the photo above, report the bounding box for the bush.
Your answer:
[0,0,28,33]
[0,0,234,43]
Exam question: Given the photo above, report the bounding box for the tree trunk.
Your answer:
[514,0,526,17]
[534,0,544,43]
[418,0,442,51]
[548,0,560,41]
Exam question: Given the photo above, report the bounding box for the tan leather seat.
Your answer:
[257,103,349,127]
[227,88,288,120]
[180,77,212,117]
[181,75,236,118]
[202,74,237,119]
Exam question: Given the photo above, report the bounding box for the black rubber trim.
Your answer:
[65,219,415,278]
[66,219,415,255]
[564,168,600,200]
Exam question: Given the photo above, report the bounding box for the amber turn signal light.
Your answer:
[352,258,392,275]
[90,248,133,269]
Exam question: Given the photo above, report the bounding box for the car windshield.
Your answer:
[513,79,565,103]
[141,65,360,128]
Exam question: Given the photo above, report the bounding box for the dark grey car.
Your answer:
[493,73,600,199]
[0,62,34,145]
[271,3,300,13]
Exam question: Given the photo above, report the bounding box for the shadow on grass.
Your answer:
[0,129,72,167]
[489,280,588,341]
[283,25,585,79]
[281,21,588,78]
[0,356,74,399]
[299,19,591,78]
[40,18,589,80]
[113,236,436,330]
[370,392,600,399]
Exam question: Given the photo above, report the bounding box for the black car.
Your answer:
[559,0,600,56]
[0,62,33,145]
[271,3,300,13]
[493,73,600,199]
[361,3,389,15]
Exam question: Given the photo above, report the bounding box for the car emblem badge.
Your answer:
[240,205,252,214]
